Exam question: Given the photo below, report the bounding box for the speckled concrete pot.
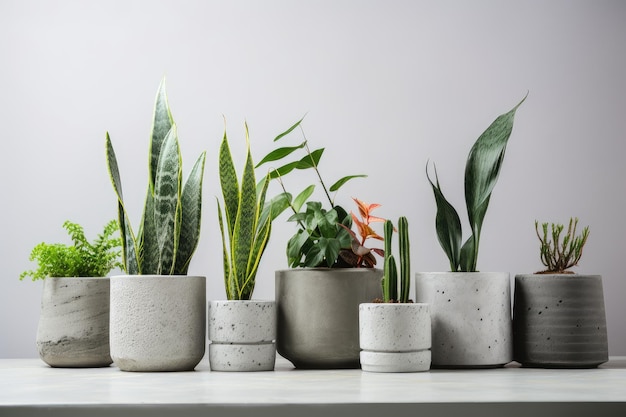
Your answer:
[513,274,608,368]
[110,275,206,372]
[36,277,112,368]
[414,272,513,368]
[276,268,383,369]
[208,300,276,371]
[359,303,431,372]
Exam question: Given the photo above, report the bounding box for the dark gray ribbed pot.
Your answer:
[275,268,383,369]
[513,274,608,368]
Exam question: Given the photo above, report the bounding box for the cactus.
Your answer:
[535,217,589,274]
[382,216,410,303]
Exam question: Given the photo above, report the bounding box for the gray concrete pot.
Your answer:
[513,274,608,368]
[359,303,431,372]
[110,275,206,372]
[414,272,513,368]
[275,268,383,369]
[36,277,112,367]
[208,300,276,371]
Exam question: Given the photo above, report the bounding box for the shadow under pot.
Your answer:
[513,274,608,368]
[37,277,112,368]
[109,275,206,372]
[275,268,383,369]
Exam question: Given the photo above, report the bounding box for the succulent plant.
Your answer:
[535,217,589,274]
[381,216,410,303]
[105,79,206,275]
[217,123,272,300]
[427,94,526,272]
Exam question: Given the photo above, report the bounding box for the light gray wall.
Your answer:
[2,0,625,358]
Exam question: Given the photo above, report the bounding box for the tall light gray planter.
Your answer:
[513,274,608,368]
[37,277,112,368]
[208,300,276,371]
[414,272,513,368]
[359,303,431,372]
[110,275,206,372]
[275,268,383,369]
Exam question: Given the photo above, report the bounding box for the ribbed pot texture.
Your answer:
[513,274,608,368]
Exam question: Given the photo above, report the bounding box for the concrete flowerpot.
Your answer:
[36,277,112,368]
[414,272,513,368]
[359,303,431,372]
[275,268,383,369]
[110,275,206,372]
[513,274,608,368]
[208,300,276,371]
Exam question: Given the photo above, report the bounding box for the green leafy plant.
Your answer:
[381,217,411,303]
[426,94,527,272]
[105,79,206,275]
[256,117,378,268]
[218,123,272,300]
[535,217,589,274]
[20,220,123,281]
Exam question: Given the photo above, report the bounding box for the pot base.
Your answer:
[209,343,276,372]
[360,350,431,373]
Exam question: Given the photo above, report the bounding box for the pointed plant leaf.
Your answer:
[217,199,232,300]
[154,125,181,274]
[149,77,174,190]
[139,189,159,274]
[268,161,299,179]
[292,185,315,212]
[296,148,324,169]
[329,175,367,192]
[426,162,462,272]
[255,142,306,168]
[174,151,206,274]
[273,115,305,142]
[219,130,240,240]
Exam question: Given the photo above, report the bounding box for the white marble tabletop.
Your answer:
[1,356,625,416]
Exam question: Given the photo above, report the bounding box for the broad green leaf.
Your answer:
[318,237,341,267]
[149,78,174,191]
[293,185,315,212]
[304,244,325,268]
[296,148,324,169]
[463,94,526,271]
[255,142,306,168]
[260,192,292,226]
[329,174,367,192]
[154,126,182,274]
[287,229,309,266]
[219,130,239,241]
[273,116,305,142]
[426,163,462,272]
[174,151,206,274]
[459,235,476,272]
[268,161,300,179]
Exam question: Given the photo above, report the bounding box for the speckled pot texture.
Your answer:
[359,303,431,372]
[414,272,513,368]
[37,277,112,368]
[208,300,276,371]
[276,268,383,369]
[110,275,206,372]
[513,274,608,368]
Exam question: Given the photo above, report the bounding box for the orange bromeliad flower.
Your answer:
[338,198,386,267]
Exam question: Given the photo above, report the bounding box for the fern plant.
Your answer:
[218,123,272,300]
[426,94,526,272]
[20,220,123,281]
[381,217,410,303]
[535,217,589,274]
[105,79,206,275]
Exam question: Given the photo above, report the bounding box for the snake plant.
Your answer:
[218,123,272,300]
[105,79,206,275]
[427,94,526,272]
[382,217,410,303]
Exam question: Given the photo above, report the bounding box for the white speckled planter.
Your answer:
[359,303,431,372]
[110,275,206,372]
[37,277,112,368]
[513,274,608,368]
[208,300,276,371]
[414,272,513,368]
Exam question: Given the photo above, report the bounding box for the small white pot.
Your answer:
[37,277,112,367]
[208,300,276,371]
[359,303,431,372]
[414,272,513,368]
[110,275,206,372]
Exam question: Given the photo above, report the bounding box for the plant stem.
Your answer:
[300,126,334,208]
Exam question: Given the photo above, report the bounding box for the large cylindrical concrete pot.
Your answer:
[110,275,206,372]
[37,277,112,368]
[275,268,383,369]
[359,303,431,372]
[208,300,276,371]
[414,272,513,368]
[513,274,608,368]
